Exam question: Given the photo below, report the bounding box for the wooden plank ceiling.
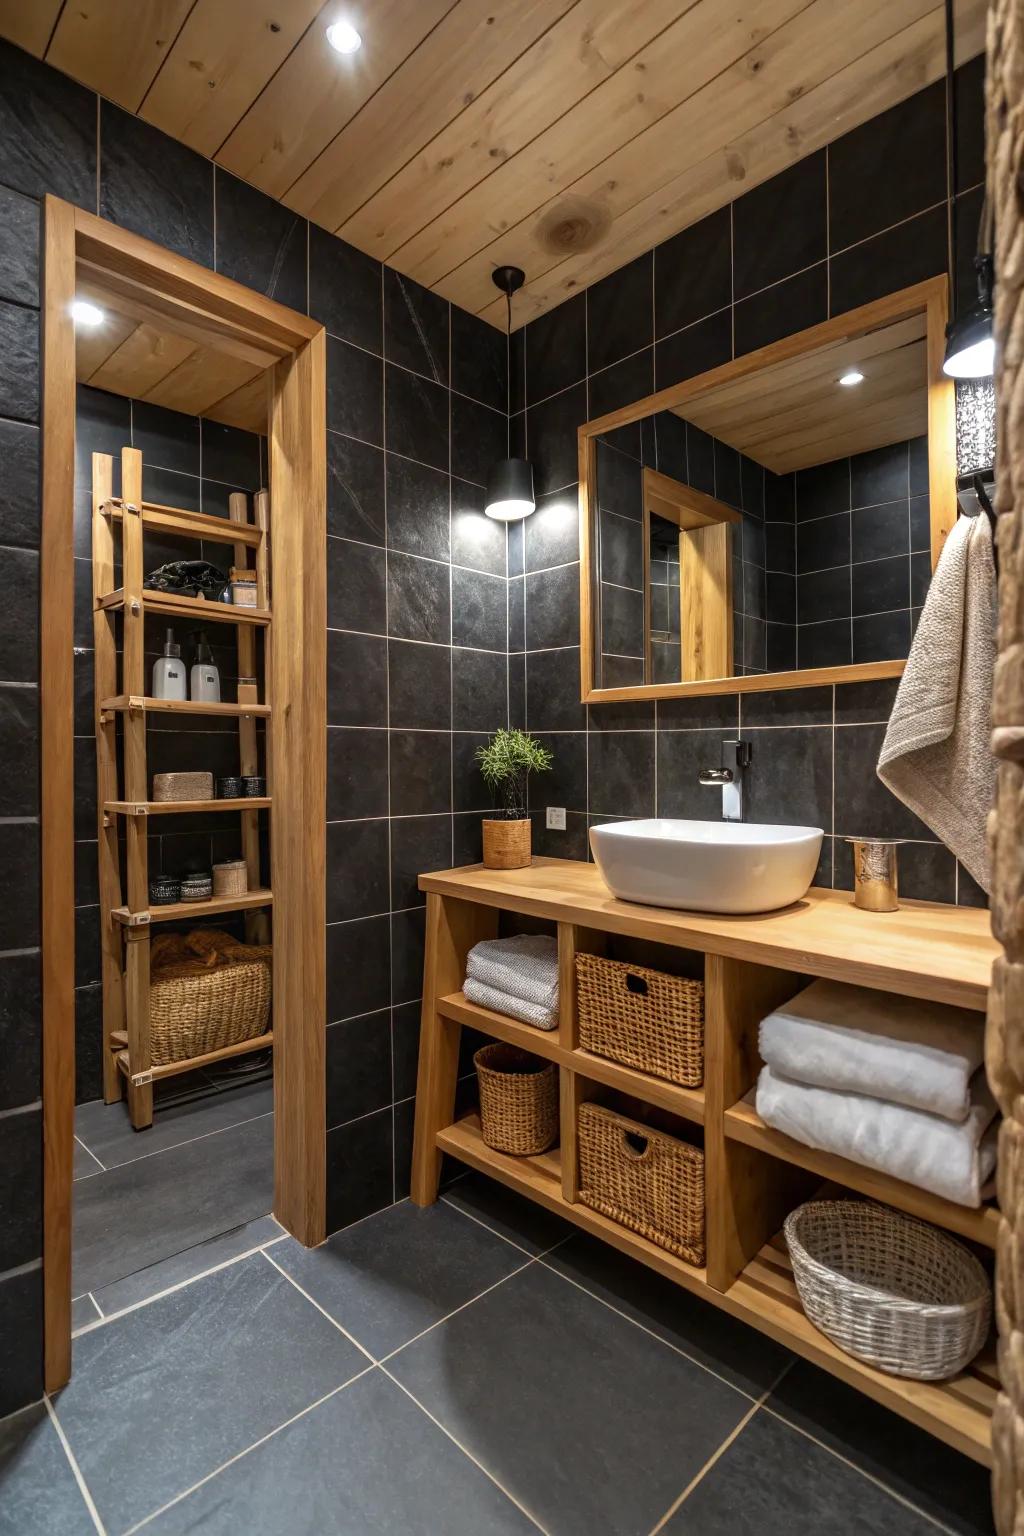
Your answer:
[7,0,984,330]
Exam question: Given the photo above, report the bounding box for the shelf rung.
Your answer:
[104,798,271,816]
[104,497,263,549]
[114,1031,273,1084]
[100,696,271,719]
[111,888,273,925]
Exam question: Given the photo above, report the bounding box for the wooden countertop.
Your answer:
[419,858,996,1011]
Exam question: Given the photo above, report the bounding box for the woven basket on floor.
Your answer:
[577,1102,705,1265]
[576,953,704,1087]
[784,1201,991,1380]
[149,956,271,1066]
[474,1042,558,1155]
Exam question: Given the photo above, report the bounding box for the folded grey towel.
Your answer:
[466,934,559,1011]
[463,977,558,1031]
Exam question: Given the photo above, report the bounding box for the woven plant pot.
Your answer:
[577,1102,705,1264]
[576,953,704,1087]
[474,1042,557,1155]
[482,818,531,870]
[784,1201,991,1380]
[149,958,271,1066]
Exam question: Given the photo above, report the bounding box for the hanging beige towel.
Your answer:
[877,513,996,891]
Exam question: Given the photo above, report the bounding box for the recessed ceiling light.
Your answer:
[326,19,361,53]
[71,300,105,328]
[838,369,864,387]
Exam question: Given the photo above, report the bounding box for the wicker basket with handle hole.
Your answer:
[577,1101,705,1265]
[784,1200,991,1380]
[474,1042,558,1155]
[149,954,270,1066]
[576,952,704,1087]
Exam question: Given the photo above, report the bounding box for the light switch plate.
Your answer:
[546,806,566,830]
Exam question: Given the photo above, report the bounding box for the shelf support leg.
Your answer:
[411,894,497,1204]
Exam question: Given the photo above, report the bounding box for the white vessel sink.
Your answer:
[589,818,823,915]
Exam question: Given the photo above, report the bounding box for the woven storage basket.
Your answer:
[213,859,248,897]
[474,1042,558,1155]
[149,956,271,1066]
[153,770,213,803]
[576,953,704,1087]
[577,1102,705,1264]
[784,1201,991,1380]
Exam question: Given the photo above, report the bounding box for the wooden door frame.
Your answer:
[41,196,327,1392]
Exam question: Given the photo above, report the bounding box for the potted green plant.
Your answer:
[475,728,553,869]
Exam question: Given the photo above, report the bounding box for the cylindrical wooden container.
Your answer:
[474,1043,558,1155]
[213,860,248,898]
[482,818,531,869]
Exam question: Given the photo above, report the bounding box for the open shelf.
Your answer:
[438,1112,995,1466]
[104,496,263,548]
[104,797,271,816]
[111,888,273,926]
[96,589,271,627]
[726,1232,997,1465]
[438,991,704,1124]
[436,1113,708,1296]
[101,696,271,719]
[725,1094,999,1249]
[114,1030,273,1084]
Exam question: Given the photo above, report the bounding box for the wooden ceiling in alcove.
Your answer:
[3,0,983,330]
[679,314,928,474]
[75,278,269,433]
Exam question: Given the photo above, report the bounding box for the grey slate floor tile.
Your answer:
[145,1368,537,1535]
[72,1111,273,1293]
[442,1170,574,1254]
[270,1198,530,1359]
[661,1408,944,1534]
[544,1232,792,1398]
[767,1361,996,1535]
[54,1252,369,1534]
[91,1214,284,1319]
[389,1260,751,1536]
[74,1076,272,1168]
[0,1401,94,1536]
[70,1294,100,1333]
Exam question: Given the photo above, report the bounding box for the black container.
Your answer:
[149,875,181,907]
[217,776,244,799]
[241,775,266,798]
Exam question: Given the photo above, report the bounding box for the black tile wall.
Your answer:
[0,31,513,1419]
[511,61,984,912]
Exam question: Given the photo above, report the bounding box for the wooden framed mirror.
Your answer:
[578,277,956,701]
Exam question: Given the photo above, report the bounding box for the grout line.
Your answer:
[123,1368,376,1535]
[73,1232,288,1337]
[438,1191,545,1259]
[380,1366,552,1535]
[73,1134,106,1174]
[379,1256,536,1365]
[45,1396,107,1536]
[261,1249,377,1365]
[76,1107,273,1173]
[759,1403,968,1536]
[533,1253,763,1407]
[646,1382,774,1536]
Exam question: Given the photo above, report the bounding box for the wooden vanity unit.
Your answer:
[410,857,999,1465]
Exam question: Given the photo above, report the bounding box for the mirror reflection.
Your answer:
[592,312,932,688]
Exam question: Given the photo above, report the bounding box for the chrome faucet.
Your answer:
[698,739,752,822]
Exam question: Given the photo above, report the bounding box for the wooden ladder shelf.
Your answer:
[92,446,274,1128]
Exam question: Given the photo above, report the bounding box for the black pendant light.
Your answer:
[941,0,995,379]
[485,266,535,522]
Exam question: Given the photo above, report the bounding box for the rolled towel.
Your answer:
[463,977,558,1031]
[759,979,984,1122]
[466,934,559,1012]
[755,1064,998,1208]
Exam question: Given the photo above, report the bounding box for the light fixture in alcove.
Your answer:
[485,266,535,522]
[941,0,995,379]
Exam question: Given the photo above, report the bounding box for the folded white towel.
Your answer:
[466,935,559,1011]
[464,977,558,1031]
[759,980,985,1122]
[756,1065,998,1208]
